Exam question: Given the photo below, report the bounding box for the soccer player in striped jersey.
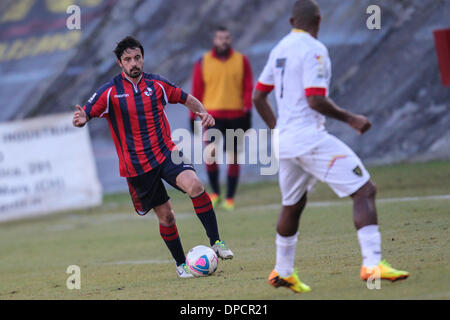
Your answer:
[72,36,233,278]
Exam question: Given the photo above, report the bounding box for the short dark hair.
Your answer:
[215,25,229,33]
[113,36,144,60]
[291,0,321,28]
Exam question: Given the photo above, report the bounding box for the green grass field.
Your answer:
[0,161,449,300]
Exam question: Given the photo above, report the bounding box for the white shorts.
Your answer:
[279,134,370,205]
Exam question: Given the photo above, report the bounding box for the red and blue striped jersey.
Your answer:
[83,72,188,177]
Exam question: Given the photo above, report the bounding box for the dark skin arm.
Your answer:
[307,95,371,135]
[253,88,371,135]
[252,89,277,129]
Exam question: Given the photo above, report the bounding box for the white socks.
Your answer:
[274,226,381,275]
[274,232,298,277]
[357,224,382,268]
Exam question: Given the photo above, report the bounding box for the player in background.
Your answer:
[190,26,254,211]
[253,0,409,293]
[72,36,233,279]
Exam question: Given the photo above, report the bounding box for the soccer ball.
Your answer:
[186,245,218,277]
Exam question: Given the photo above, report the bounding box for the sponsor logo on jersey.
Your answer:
[88,93,97,103]
[315,54,327,79]
[314,54,324,62]
[114,93,129,98]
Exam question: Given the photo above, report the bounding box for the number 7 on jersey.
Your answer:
[276,58,287,98]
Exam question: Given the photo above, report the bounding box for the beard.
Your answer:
[215,45,231,57]
[126,67,142,78]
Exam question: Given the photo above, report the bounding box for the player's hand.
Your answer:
[73,105,88,127]
[195,111,215,129]
[348,114,371,135]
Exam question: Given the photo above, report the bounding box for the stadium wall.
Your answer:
[0,0,448,193]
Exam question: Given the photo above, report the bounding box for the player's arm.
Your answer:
[184,94,215,128]
[303,48,370,135]
[307,95,371,135]
[253,88,276,130]
[73,84,111,128]
[156,75,214,128]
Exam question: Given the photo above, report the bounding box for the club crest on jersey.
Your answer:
[144,87,153,96]
[353,166,363,177]
[314,54,323,62]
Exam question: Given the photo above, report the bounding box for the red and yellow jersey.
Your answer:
[190,48,253,119]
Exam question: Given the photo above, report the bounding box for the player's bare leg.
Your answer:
[153,200,176,226]
[351,180,409,281]
[351,180,378,230]
[276,193,307,237]
[176,169,205,198]
[176,170,233,259]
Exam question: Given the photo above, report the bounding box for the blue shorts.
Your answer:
[126,151,195,215]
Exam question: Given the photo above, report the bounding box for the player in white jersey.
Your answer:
[253,0,409,293]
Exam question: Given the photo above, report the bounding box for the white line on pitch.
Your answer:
[240,194,450,212]
[102,259,172,265]
[46,194,449,232]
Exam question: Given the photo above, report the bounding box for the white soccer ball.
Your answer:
[186,245,218,277]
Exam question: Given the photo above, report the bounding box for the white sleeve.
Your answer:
[303,48,330,95]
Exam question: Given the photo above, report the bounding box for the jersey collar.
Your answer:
[121,72,143,93]
[292,28,307,33]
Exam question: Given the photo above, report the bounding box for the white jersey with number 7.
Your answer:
[256,28,332,159]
